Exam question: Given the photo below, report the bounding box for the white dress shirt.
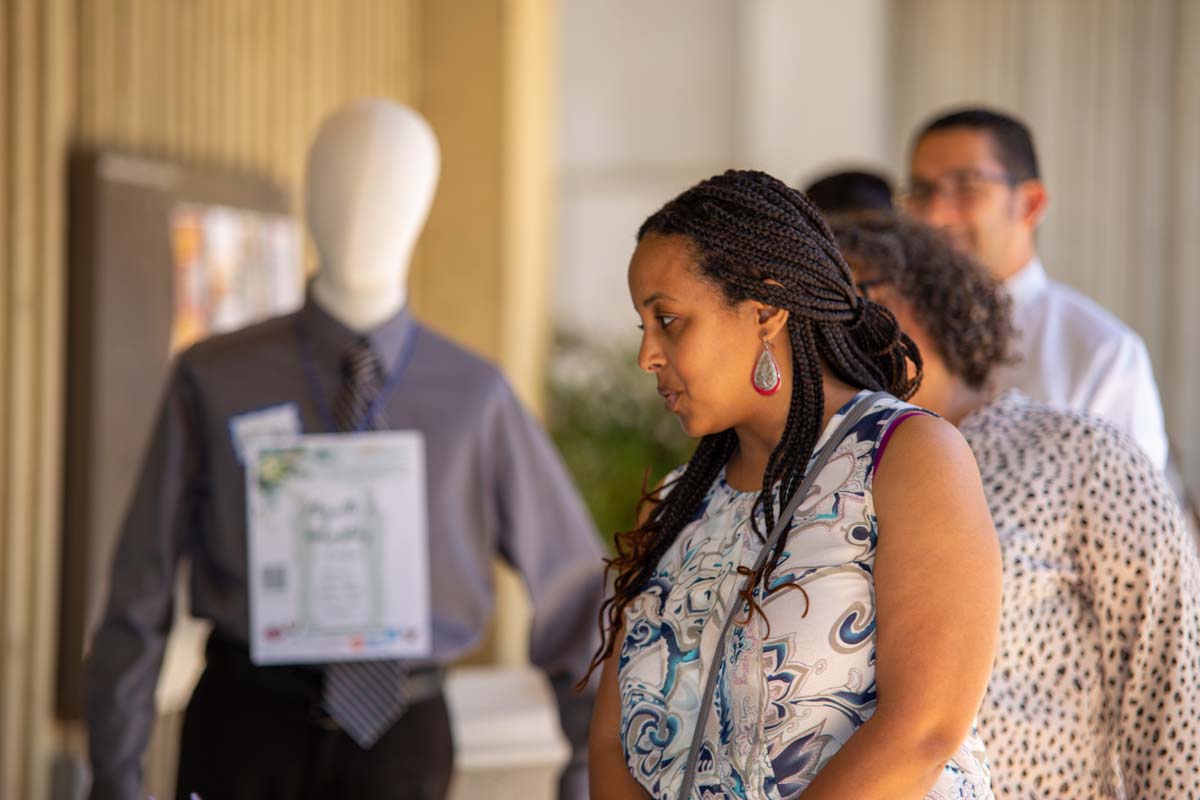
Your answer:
[989,256,1168,469]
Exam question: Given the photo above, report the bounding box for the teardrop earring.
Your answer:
[752,337,781,396]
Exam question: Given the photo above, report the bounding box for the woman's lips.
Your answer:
[658,387,680,412]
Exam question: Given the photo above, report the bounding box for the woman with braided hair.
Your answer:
[586,170,1000,799]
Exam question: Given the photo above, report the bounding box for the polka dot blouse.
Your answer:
[959,390,1200,798]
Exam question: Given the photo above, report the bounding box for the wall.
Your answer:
[736,0,892,185]
[556,0,739,341]
[0,1,555,797]
[555,0,893,342]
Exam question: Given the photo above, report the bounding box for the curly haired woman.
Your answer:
[833,211,1200,799]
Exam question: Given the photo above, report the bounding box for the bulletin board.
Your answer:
[59,150,302,718]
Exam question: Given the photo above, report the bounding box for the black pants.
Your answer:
[176,635,453,800]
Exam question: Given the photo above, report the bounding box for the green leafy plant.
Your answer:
[546,330,695,551]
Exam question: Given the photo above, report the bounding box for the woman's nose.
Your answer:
[637,334,664,374]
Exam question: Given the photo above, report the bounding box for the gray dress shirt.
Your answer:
[86,296,606,800]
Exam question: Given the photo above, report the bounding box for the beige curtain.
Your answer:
[1,2,78,798]
[892,0,1200,489]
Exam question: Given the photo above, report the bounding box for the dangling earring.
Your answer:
[752,337,781,396]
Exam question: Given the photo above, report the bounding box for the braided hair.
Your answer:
[583,170,922,683]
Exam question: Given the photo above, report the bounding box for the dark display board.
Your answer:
[60,151,297,718]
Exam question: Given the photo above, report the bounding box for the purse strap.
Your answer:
[676,390,892,798]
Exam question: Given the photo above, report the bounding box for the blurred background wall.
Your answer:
[556,0,893,339]
[1,1,1197,798]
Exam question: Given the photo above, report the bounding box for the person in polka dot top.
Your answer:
[833,211,1200,799]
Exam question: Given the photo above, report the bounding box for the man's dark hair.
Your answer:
[913,107,1040,181]
[803,170,894,215]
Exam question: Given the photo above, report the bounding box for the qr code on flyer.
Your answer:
[262,565,287,591]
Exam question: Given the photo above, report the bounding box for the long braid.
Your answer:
[612,430,736,591]
[583,170,921,683]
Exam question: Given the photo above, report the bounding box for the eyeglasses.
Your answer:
[900,168,1017,210]
[855,277,891,300]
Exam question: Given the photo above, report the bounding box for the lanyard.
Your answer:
[293,317,419,433]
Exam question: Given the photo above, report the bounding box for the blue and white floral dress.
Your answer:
[618,391,993,799]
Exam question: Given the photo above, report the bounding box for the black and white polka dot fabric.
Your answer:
[959,390,1200,798]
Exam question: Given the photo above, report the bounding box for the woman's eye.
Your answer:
[658,315,677,328]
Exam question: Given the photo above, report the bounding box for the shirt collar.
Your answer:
[1004,255,1048,307]
[298,285,415,375]
[959,388,1029,435]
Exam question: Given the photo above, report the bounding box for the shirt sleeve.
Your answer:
[1076,425,1200,797]
[86,362,204,800]
[1083,332,1169,472]
[489,382,607,800]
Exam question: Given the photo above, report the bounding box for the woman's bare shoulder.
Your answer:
[873,413,982,504]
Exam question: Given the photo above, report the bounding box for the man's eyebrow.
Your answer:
[640,292,677,308]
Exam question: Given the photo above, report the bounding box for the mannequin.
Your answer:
[308,99,439,331]
[85,98,602,800]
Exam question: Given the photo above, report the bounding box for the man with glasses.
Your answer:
[902,107,1168,470]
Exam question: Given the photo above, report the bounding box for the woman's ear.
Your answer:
[757,278,789,341]
[755,302,789,341]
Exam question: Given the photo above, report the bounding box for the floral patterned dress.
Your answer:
[618,391,993,799]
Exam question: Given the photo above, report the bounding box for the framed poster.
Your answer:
[60,150,302,718]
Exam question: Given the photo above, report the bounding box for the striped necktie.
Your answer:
[322,337,410,748]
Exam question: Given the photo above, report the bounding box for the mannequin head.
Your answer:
[306,98,440,331]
